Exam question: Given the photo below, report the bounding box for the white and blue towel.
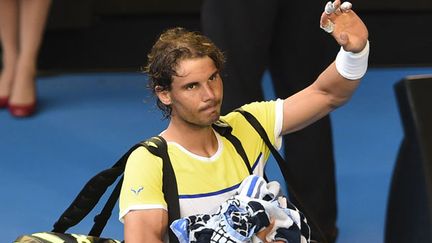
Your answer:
[170,175,310,243]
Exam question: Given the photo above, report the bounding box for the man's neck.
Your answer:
[162,120,218,157]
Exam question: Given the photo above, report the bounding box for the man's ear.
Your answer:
[155,86,171,105]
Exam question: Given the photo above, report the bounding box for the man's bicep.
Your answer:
[281,87,333,135]
[124,209,168,243]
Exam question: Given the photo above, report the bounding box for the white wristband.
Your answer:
[335,41,370,80]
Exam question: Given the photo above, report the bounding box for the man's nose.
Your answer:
[201,83,215,101]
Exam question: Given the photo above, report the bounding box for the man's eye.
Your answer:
[209,73,218,81]
[186,84,197,90]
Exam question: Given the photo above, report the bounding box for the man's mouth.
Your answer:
[200,103,219,112]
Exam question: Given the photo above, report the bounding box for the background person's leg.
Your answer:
[0,0,19,102]
[9,0,51,108]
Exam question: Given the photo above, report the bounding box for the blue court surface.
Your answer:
[1,67,432,242]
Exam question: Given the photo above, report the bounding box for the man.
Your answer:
[119,1,369,242]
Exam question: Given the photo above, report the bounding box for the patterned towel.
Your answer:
[170,175,310,243]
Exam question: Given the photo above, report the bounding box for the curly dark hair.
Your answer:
[144,27,225,119]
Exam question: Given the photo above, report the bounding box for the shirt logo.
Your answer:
[131,186,144,195]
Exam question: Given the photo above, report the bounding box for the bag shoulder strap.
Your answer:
[234,109,295,186]
[212,120,253,174]
[234,108,327,243]
[140,136,180,243]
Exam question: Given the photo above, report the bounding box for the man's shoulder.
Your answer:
[221,100,278,124]
[127,143,163,164]
[219,99,282,148]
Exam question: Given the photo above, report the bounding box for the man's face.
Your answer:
[160,56,223,127]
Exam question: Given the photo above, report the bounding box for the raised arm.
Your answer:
[281,0,369,135]
[124,209,168,243]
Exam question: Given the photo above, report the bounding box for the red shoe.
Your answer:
[8,101,36,117]
[0,96,8,108]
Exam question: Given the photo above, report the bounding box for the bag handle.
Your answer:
[89,176,124,236]
[52,143,142,233]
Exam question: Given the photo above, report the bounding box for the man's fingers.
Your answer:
[256,219,276,243]
[324,1,336,15]
[340,2,352,12]
[320,12,329,26]
[333,0,341,11]
[325,0,341,15]
[321,1,354,34]
[320,12,335,33]
[325,0,350,16]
